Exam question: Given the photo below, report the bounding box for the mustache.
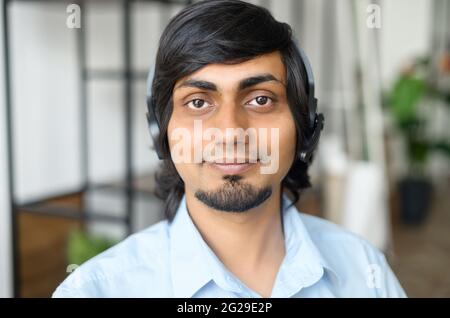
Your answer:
[223,175,243,182]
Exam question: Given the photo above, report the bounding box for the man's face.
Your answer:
[168,51,297,212]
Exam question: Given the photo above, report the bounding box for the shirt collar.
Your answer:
[169,195,213,298]
[273,195,341,297]
[169,194,341,298]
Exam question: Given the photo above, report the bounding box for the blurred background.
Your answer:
[0,0,449,298]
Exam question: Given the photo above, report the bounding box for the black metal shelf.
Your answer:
[18,186,158,223]
[16,175,158,222]
[2,0,192,297]
[19,202,128,224]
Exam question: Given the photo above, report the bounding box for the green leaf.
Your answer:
[389,75,426,125]
[431,141,450,158]
[66,230,117,266]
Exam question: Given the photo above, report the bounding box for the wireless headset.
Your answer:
[146,44,324,164]
[295,45,325,163]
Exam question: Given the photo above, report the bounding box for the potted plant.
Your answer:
[66,229,117,271]
[387,54,450,225]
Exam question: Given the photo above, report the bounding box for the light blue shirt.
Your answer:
[53,195,406,298]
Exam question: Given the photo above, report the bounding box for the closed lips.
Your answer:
[205,160,258,174]
[204,158,259,164]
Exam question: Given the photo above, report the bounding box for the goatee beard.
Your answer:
[194,175,272,212]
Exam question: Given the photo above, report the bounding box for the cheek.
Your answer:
[167,118,190,182]
[167,116,177,149]
[167,118,206,190]
[277,116,297,175]
[255,113,296,179]
[280,121,296,154]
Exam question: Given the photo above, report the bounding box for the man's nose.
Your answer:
[212,103,249,143]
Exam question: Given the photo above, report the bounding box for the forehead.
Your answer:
[175,51,286,89]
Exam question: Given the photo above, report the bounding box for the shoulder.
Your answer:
[297,213,406,297]
[298,212,382,256]
[298,212,386,267]
[53,220,173,297]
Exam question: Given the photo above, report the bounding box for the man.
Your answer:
[53,0,406,298]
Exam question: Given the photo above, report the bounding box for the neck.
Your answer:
[185,185,286,297]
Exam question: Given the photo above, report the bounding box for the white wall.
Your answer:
[0,0,13,298]
[8,2,170,204]
[380,0,431,88]
[10,3,82,202]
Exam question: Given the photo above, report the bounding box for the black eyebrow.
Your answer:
[175,73,284,92]
[238,74,284,90]
[176,79,217,91]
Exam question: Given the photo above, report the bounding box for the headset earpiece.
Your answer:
[295,45,325,164]
[298,113,324,163]
[146,68,167,160]
[146,96,165,159]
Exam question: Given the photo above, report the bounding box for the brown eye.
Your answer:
[247,96,273,107]
[256,96,268,105]
[186,99,211,109]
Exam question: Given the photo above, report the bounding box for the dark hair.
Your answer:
[151,0,313,221]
